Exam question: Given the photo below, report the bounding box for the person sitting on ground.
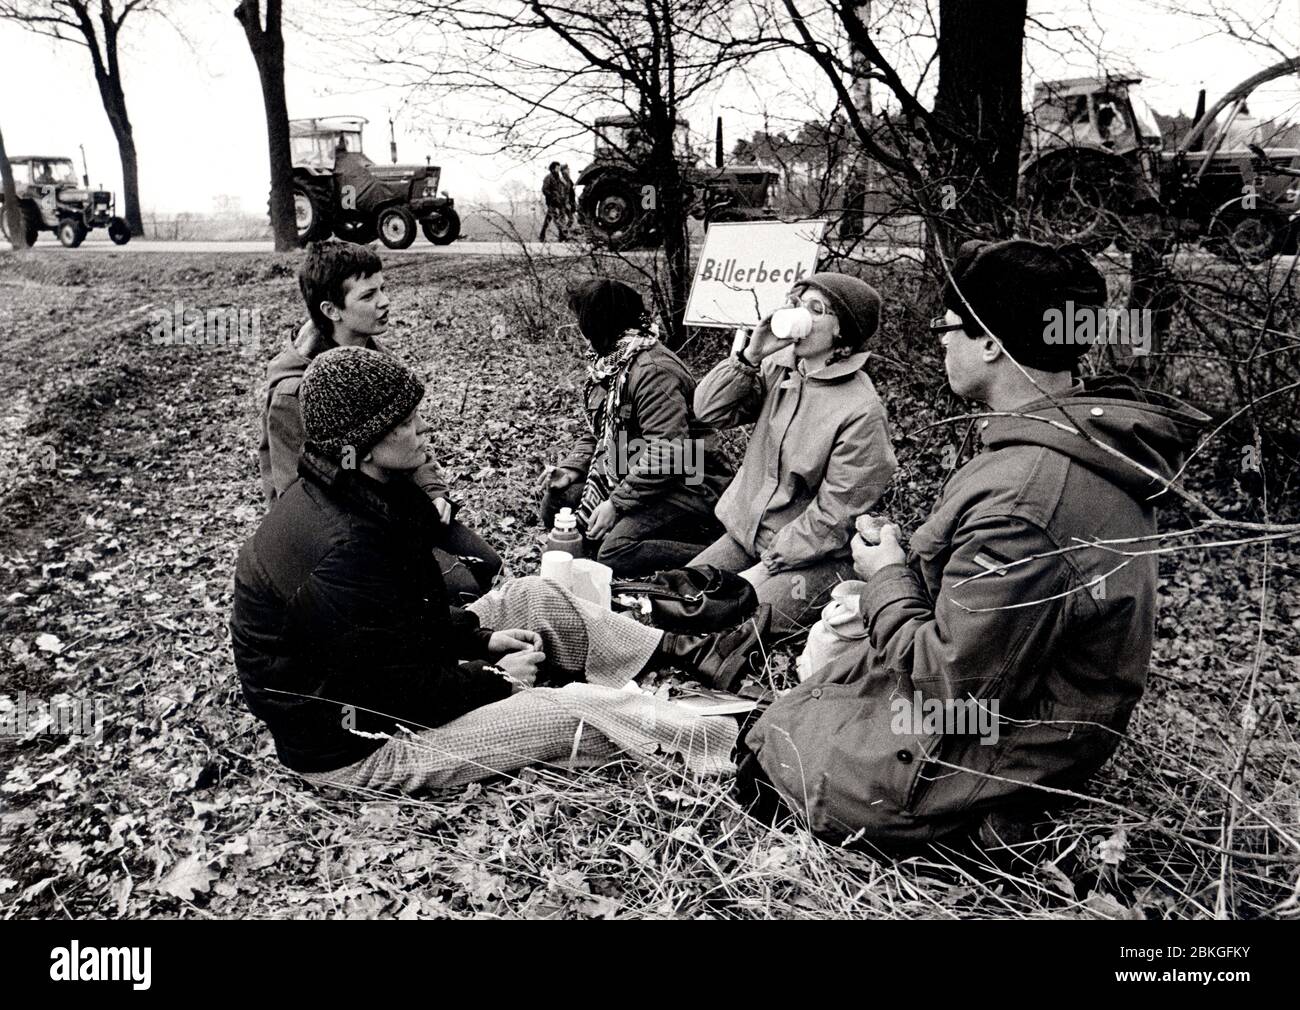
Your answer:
[257,238,501,603]
[232,347,769,794]
[735,239,1209,845]
[540,278,729,577]
[690,272,898,635]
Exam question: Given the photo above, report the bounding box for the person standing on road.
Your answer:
[540,162,568,242]
[561,164,577,231]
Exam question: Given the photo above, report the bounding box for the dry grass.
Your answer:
[0,247,1295,919]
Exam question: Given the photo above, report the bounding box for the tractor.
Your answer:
[0,155,130,248]
[1019,57,1300,262]
[288,116,460,249]
[576,115,779,250]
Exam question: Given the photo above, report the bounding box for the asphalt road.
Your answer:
[31,231,928,262]
[21,232,1297,272]
[37,235,588,256]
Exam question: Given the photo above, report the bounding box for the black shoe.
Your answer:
[653,604,772,692]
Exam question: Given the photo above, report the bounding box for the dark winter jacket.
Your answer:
[257,321,450,503]
[745,377,1208,842]
[230,448,511,773]
[560,343,730,518]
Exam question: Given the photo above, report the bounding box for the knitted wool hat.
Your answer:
[567,278,646,355]
[798,272,883,350]
[941,239,1108,371]
[300,346,425,456]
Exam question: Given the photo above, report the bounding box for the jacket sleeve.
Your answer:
[693,353,766,430]
[306,538,511,731]
[448,606,495,659]
[559,431,597,474]
[266,384,306,498]
[607,365,694,513]
[760,403,898,572]
[861,514,1072,703]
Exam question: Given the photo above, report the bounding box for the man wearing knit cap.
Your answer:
[736,239,1209,847]
[231,347,769,788]
[692,271,898,635]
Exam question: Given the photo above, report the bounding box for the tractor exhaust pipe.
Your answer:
[1189,89,1207,151]
[79,143,89,187]
[715,116,724,169]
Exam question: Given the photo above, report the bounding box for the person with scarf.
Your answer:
[540,278,729,577]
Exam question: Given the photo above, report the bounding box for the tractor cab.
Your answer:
[19,157,82,188]
[590,114,692,166]
[1026,76,1162,157]
[289,116,369,173]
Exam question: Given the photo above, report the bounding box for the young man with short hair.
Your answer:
[257,239,501,602]
[736,239,1208,844]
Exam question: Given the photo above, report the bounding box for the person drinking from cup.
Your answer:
[690,273,898,635]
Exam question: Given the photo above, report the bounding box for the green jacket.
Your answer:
[746,377,1208,843]
[694,347,897,572]
[258,321,449,504]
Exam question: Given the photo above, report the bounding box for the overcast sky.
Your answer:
[1,0,1297,214]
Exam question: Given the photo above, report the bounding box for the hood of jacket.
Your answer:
[979,375,1209,501]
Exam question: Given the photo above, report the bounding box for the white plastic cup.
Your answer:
[571,559,613,609]
[540,550,574,589]
[770,306,815,341]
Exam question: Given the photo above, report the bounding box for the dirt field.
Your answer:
[0,250,1296,919]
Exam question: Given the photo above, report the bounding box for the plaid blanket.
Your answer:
[299,576,739,793]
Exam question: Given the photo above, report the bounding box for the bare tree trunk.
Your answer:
[92,56,144,236]
[0,124,29,250]
[931,0,1027,248]
[839,0,871,242]
[235,0,298,252]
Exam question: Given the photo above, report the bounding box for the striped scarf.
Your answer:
[577,328,659,529]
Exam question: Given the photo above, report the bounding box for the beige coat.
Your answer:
[693,347,897,572]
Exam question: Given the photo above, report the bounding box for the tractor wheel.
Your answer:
[108,217,132,245]
[3,203,41,247]
[292,180,333,244]
[580,174,650,250]
[58,219,88,248]
[377,205,417,249]
[421,208,461,245]
[1205,209,1284,264]
[1,205,30,247]
[1021,157,1123,254]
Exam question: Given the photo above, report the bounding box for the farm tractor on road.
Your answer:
[288,116,460,249]
[1019,57,1300,262]
[0,154,130,248]
[576,115,779,250]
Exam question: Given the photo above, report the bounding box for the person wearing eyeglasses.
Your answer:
[734,239,1209,846]
[691,273,898,635]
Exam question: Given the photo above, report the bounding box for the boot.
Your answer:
[648,604,772,692]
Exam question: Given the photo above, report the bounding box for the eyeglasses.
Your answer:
[929,315,967,336]
[790,294,830,315]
